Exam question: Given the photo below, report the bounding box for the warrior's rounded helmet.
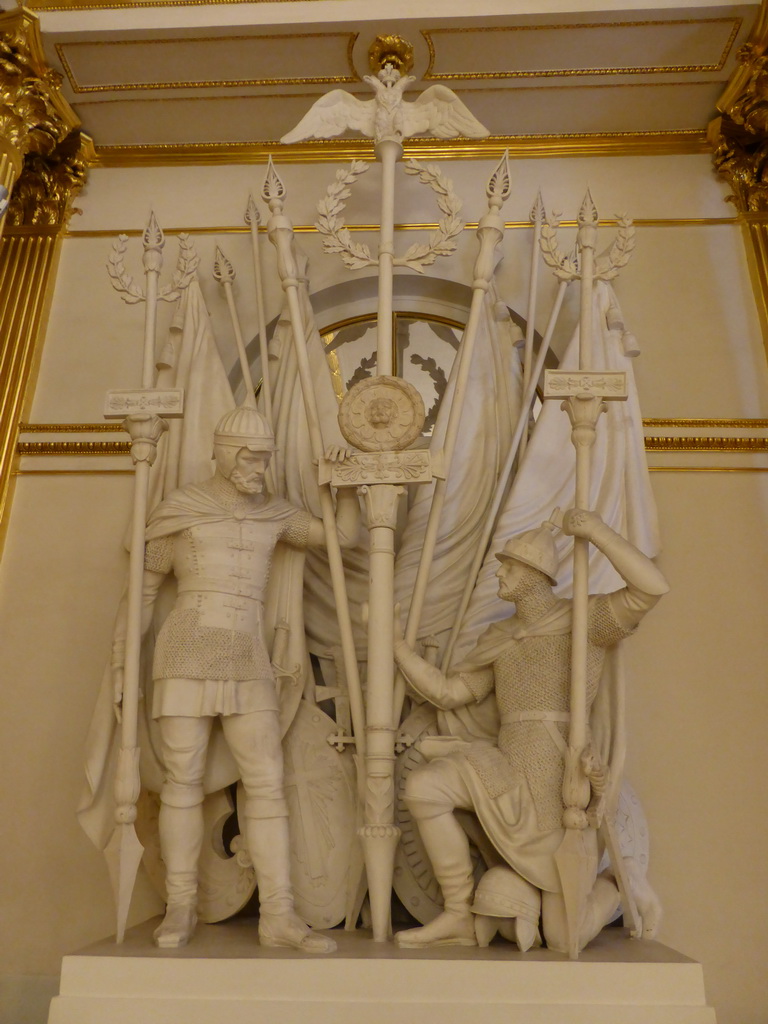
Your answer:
[470,866,542,952]
[495,521,559,585]
[213,405,276,452]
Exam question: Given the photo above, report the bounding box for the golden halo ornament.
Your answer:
[338,376,425,453]
[368,35,415,75]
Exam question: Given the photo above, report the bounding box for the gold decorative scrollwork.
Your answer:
[0,8,91,227]
[708,3,768,213]
[7,131,94,227]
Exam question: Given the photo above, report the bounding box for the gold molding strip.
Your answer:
[22,466,758,475]
[17,441,130,455]
[18,421,123,433]
[649,466,768,473]
[62,216,738,241]
[56,31,359,94]
[644,437,768,452]
[71,79,731,108]
[13,469,134,475]
[20,418,766,434]
[643,417,768,428]
[89,130,709,168]
[27,0,318,7]
[423,18,740,81]
[17,438,766,457]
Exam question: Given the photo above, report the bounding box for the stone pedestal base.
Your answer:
[48,920,716,1024]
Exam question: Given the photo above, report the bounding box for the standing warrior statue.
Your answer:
[111,405,359,951]
[393,509,668,952]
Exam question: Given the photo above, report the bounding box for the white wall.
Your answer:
[1,152,765,1024]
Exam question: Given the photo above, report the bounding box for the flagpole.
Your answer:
[262,160,367,767]
[518,191,544,460]
[213,245,257,408]
[440,276,568,673]
[539,192,637,958]
[104,214,196,941]
[391,153,511,724]
[245,195,274,423]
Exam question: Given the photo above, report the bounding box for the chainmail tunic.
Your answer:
[142,475,313,717]
[462,595,634,832]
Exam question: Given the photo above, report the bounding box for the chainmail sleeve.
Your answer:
[279,510,314,550]
[458,668,495,703]
[588,593,638,648]
[144,535,174,574]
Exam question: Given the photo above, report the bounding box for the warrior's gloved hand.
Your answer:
[112,666,124,724]
[111,635,125,723]
[562,507,603,540]
[324,444,355,463]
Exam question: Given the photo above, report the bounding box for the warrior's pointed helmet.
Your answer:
[213,404,277,452]
[495,519,559,585]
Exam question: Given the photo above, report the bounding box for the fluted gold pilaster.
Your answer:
[0,226,60,545]
[709,0,768,361]
[0,9,92,550]
[0,140,22,236]
[737,214,768,347]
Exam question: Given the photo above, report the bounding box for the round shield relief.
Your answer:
[338,375,425,452]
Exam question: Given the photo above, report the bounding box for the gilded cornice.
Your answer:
[0,8,92,226]
[709,0,768,212]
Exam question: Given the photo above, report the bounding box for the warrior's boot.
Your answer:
[245,815,337,954]
[625,856,662,938]
[153,797,202,948]
[395,811,476,948]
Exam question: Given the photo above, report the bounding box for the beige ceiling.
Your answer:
[9,2,760,151]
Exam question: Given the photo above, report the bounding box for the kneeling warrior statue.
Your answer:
[394,509,667,953]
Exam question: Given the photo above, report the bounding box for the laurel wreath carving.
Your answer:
[539,216,580,282]
[316,161,376,270]
[595,215,635,280]
[397,160,464,273]
[107,232,199,304]
[316,158,464,274]
[409,353,447,432]
[539,214,635,283]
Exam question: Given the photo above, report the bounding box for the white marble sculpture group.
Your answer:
[80,37,668,961]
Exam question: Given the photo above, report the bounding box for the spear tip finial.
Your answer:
[262,156,286,207]
[212,245,235,284]
[143,210,164,252]
[530,189,545,224]
[578,188,598,226]
[487,149,511,204]
[245,193,262,227]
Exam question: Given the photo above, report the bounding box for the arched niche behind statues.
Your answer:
[235,274,549,433]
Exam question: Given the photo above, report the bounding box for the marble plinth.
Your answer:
[48,920,716,1024]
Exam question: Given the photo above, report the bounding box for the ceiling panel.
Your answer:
[57,31,357,91]
[14,3,759,153]
[424,17,741,78]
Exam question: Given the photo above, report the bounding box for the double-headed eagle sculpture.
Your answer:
[281,63,489,145]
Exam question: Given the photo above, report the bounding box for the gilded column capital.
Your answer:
[0,7,90,227]
[708,2,768,212]
[6,129,94,226]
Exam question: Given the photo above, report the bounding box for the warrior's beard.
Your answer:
[230,468,265,494]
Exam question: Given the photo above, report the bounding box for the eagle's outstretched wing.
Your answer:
[281,91,376,143]
[403,85,490,140]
